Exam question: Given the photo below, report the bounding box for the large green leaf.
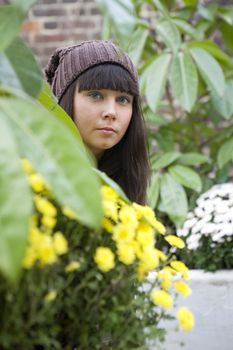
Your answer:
[172,19,199,39]
[177,152,209,166]
[10,0,37,13]
[211,80,233,120]
[0,37,43,98]
[170,51,198,112]
[220,21,233,53]
[96,0,136,36]
[127,28,149,66]
[159,173,188,226]
[187,40,232,65]
[0,5,24,52]
[147,172,160,209]
[156,19,181,53]
[217,138,233,169]
[168,164,202,192]
[151,151,180,171]
[0,114,32,281]
[190,47,225,97]
[142,53,171,112]
[0,97,102,229]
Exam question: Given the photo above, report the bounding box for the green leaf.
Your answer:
[0,114,32,281]
[0,37,43,98]
[147,172,160,209]
[172,19,198,39]
[151,152,180,171]
[157,19,181,52]
[141,53,171,112]
[168,164,202,192]
[220,21,233,53]
[159,173,188,225]
[187,40,232,65]
[177,152,209,165]
[190,47,225,97]
[217,138,233,169]
[170,51,198,112]
[96,0,136,36]
[211,80,233,120]
[94,169,129,202]
[182,0,198,6]
[0,97,102,229]
[10,0,37,13]
[218,6,233,25]
[0,5,24,52]
[127,28,148,66]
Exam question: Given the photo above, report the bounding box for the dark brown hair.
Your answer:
[59,63,150,204]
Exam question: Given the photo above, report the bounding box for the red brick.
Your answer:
[21,20,41,33]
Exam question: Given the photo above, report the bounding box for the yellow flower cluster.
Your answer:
[96,186,167,278]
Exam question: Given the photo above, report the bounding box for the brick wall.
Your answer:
[20,0,102,67]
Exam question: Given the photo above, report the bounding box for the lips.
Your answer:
[98,127,116,133]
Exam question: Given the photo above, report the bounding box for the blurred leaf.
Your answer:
[172,19,198,39]
[218,6,233,25]
[188,40,232,65]
[101,13,111,40]
[170,51,198,112]
[217,137,233,169]
[94,169,129,202]
[0,37,43,98]
[0,97,102,229]
[168,164,202,192]
[198,4,218,22]
[159,173,188,225]
[177,152,210,165]
[190,47,225,97]
[220,21,233,53]
[10,0,37,13]
[151,152,180,171]
[182,0,198,6]
[127,28,149,66]
[141,53,171,112]
[152,0,170,17]
[96,0,136,36]
[0,5,24,52]
[147,172,160,208]
[144,108,168,126]
[0,113,32,281]
[211,80,233,120]
[157,19,181,53]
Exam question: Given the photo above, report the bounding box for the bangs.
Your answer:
[77,63,138,95]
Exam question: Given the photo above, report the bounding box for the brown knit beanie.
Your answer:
[45,40,139,101]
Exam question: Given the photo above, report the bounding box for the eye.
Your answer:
[88,91,102,101]
[117,95,131,105]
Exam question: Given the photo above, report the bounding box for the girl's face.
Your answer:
[73,88,133,159]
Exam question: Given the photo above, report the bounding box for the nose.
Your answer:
[101,99,116,120]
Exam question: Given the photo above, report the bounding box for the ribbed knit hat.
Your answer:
[45,40,139,101]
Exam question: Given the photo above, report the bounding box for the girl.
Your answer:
[45,40,150,204]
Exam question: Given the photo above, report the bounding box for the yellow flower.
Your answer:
[157,269,172,290]
[155,248,167,262]
[29,173,45,193]
[136,223,155,248]
[119,205,138,229]
[101,185,118,202]
[176,307,195,331]
[113,223,135,243]
[150,289,173,310]
[53,231,68,256]
[117,243,135,265]
[165,235,185,249]
[62,207,77,220]
[170,260,189,280]
[150,218,166,234]
[44,290,57,302]
[65,261,81,273]
[139,247,159,272]
[34,196,57,217]
[101,217,113,233]
[21,158,34,175]
[38,235,57,266]
[41,215,57,229]
[94,247,115,272]
[23,247,37,269]
[103,200,118,221]
[174,280,192,297]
